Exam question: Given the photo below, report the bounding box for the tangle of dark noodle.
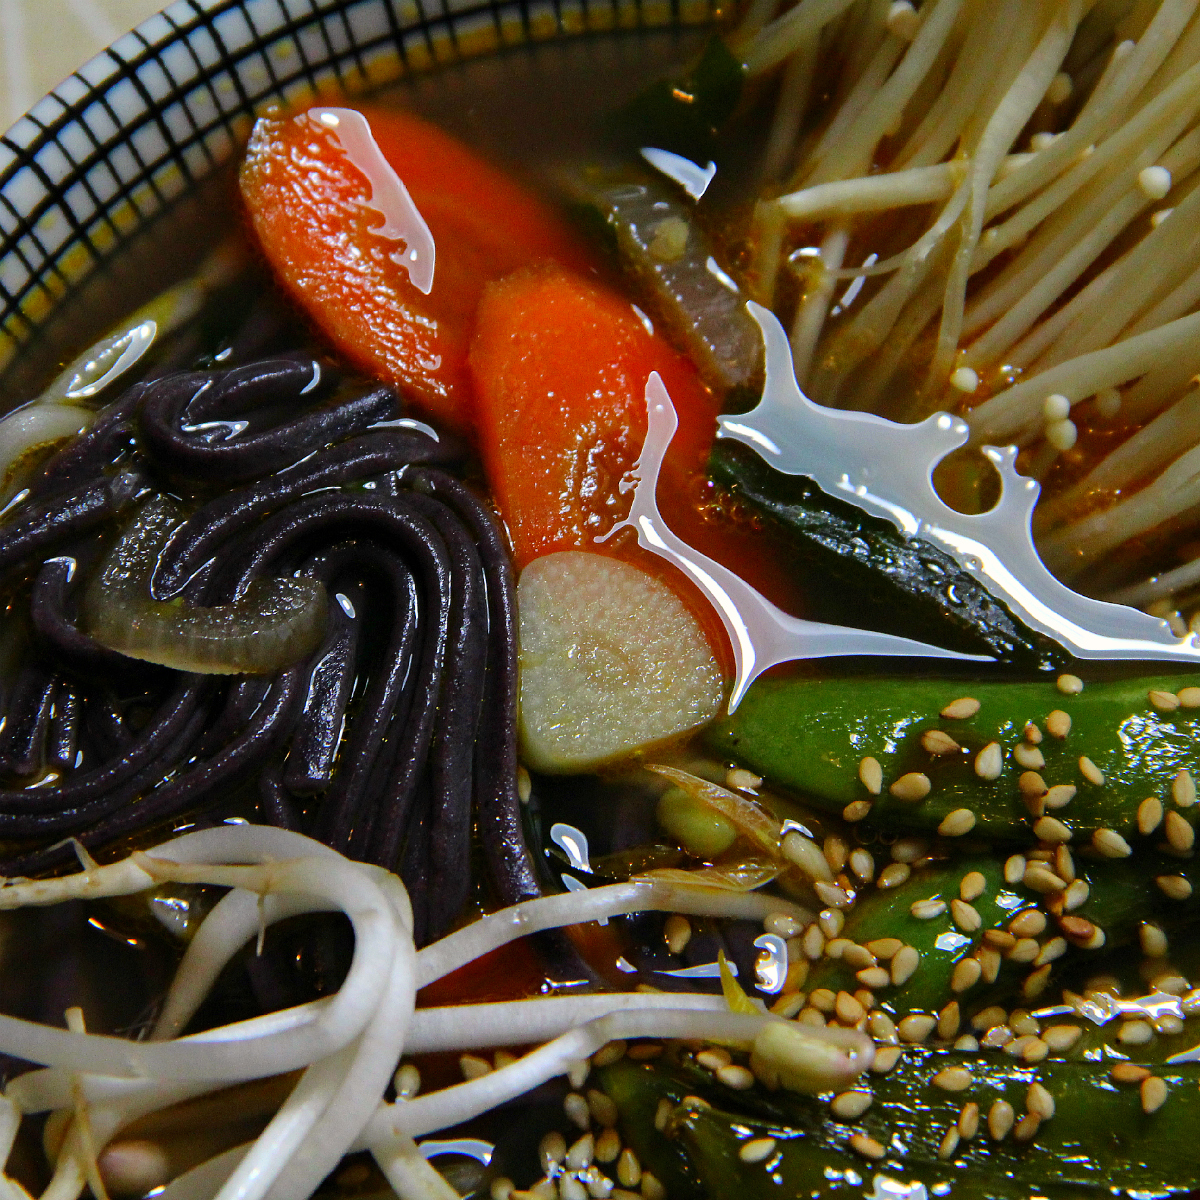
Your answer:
[0,356,533,944]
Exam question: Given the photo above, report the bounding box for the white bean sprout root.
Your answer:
[0,827,872,1200]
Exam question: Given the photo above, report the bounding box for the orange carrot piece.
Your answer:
[469,263,720,567]
[240,104,594,431]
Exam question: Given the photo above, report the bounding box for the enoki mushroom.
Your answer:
[0,825,873,1200]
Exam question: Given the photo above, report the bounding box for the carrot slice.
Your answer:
[239,104,594,430]
[469,263,720,566]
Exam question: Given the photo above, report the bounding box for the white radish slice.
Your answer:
[517,550,723,772]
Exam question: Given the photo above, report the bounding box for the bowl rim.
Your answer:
[0,0,716,382]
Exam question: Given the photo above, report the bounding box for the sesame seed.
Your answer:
[1055,844,1075,881]
[938,1128,959,1160]
[461,1054,491,1081]
[1042,1024,1082,1052]
[697,1048,732,1071]
[394,1062,421,1098]
[859,756,883,795]
[871,1047,903,1077]
[782,831,834,881]
[975,742,1002,780]
[1178,686,1200,707]
[1111,1062,1151,1084]
[596,1129,621,1164]
[836,992,866,1024]
[1027,1083,1055,1119]
[815,882,855,908]
[988,1100,1015,1141]
[1022,1037,1050,1063]
[1142,1076,1168,1113]
[938,1001,961,1039]
[891,945,921,985]
[738,1137,776,1164]
[984,930,1017,950]
[771,991,805,1018]
[1138,796,1164,834]
[954,1034,979,1052]
[1173,769,1197,808]
[824,936,851,960]
[951,899,982,932]
[1010,1009,1039,1037]
[958,1102,980,1139]
[1078,756,1104,785]
[941,697,980,719]
[564,1093,592,1130]
[717,1064,755,1090]
[726,767,763,792]
[824,835,849,873]
[933,1066,973,1092]
[1060,915,1105,948]
[641,1173,664,1200]
[849,848,875,883]
[850,1134,886,1160]
[1149,689,1180,711]
[765,912,802,938]
[858,966,891,990]
[865,937,903,959]
[1013,744,1045,770]
[1063,878,1090,911]
[540,1131,568,1170]
[1023,864,1066,892]
[939,808,977,837]
[1139,922,1169,958]
[1024,722,1043,744]
[983,1025,1015,1049]
[890,772,932,801]
[922,729,960,755]
[1023,965,1053,999]
[1004,854,1027,884]
[831,1090,873,1119]
[797,1007,826,1027]
[843,800,873,822]
[1118,1020,1154,1045]
[1005,1034,1037,1058]
[652,1100,672,1133]
[517,766,532,803]
[593,1041,627,1068]
[1033,816,1072,843]
[868,1011,898,1043]
[952,957,982,992]
[1043,784,1077,809]
[971,1006,1007,1031]
[840,940,878,969]
[1156,874,1193,900]
[801,924,825,961]
[878,863,911,889]
[959,871,986,901]
[899,1013,938,1043]
[1165,810,1194,852]
[910,897,947,920]
[1035,937,1067,967]
[1057,673,1084,695]
[1010,907,1048,937]
[616,1147,642,1187]
[1013,1113,1041,1142]
[567,1133,595,1170]
[891,837,928,863]
[664,914,692,955]
[1045,710,1072,738]
[819,908,845,938]
[490,1178,515,1200]
[810,990,835,1015]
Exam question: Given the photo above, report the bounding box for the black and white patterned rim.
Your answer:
[0,0,715,376]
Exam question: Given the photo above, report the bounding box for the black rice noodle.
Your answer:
[0,356,543,946]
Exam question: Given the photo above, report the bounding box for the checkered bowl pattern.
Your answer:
[0,0,714,380]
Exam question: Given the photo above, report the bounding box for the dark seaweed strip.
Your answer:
[46,683,78,771]
[150,426,464,598]
[258,758,300,831]
[0,472,149,578]
[138,361,395,484]
[0,662,57,778]
[283,583,359,795]
[400,786,433,948]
